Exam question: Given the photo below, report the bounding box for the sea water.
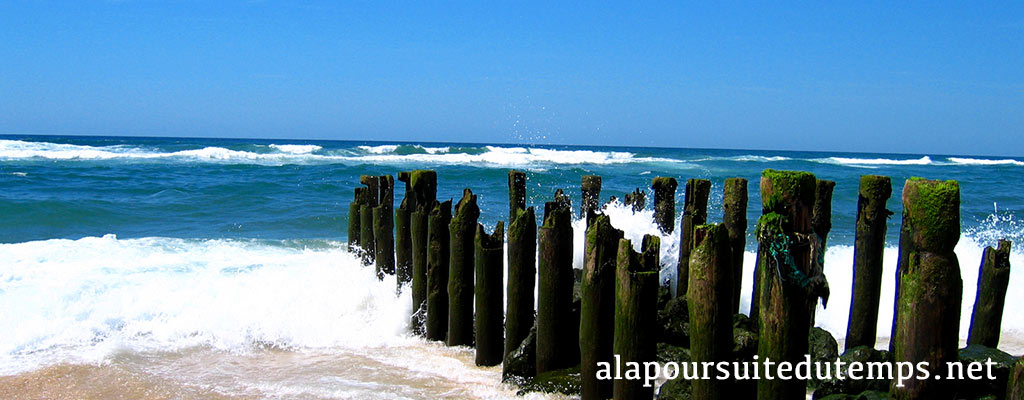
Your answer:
[0,135,1022,398]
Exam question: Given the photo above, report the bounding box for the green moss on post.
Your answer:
[677,178,711,298]
[755,169,817,400]
[579,215,623,400]
[537,195,576,374]
[447,189,479,347]
[688,224,733,400]
[1008,357,1024,400]
[505,206,537,359]
[624,188,645,212]
[890,178,961,400]
[722,178,748,314]
[845,175,892,350]
[373,175,395,279]
[651,177,678,234]
[581,175,602,227]
[475,221,505,366]
[968,239,1012,348]
[425,200,452,342]
[613,236,660,400]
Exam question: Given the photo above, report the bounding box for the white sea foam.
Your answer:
[357,145,399,154]
[819,155,934,166]
[269,144,322,154]
[949,157,1024,166]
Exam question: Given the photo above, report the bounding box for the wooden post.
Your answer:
[536,193,576,374]
[447,189,479,347]
[395,172,413,289]
[425,200,452,342]
[688,224,734,400]
[845,175,892,350]
[475,221,505,366]
[624,188,645,213]
[812,179,836,246]
[677,178,711,298]
[349,187,364,250]
[581,175,602,227]
[408,170,437,334]
[889,178,961,400]
[613,235,660,400]
[1008,357,1024,400]
[968,239,1012,347]
[754,169,820,400]
[358,175,379,265]
[651,177,677,234]
[723,178,748,314]
[580,215,623,400]
[505,169,534,359]
[373,174,395,279]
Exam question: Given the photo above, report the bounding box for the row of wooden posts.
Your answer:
[346,169,1015,400]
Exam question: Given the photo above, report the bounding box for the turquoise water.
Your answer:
[1,135,1022,398]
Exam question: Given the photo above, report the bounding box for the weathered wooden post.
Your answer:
[968,239,1012,348]
[359,175,379,265]
[447,189,480,347]
[845,175,892,350]
[688,224,733,400]
[651,177,677,234]
[349,187,364,252]
[425,200,452,342]
[505,171,536,360]
[536,192,577,374]
[624,188,645,212]
[723,178,748,314]
[1008,357,1024,400]
[409,170,437,334]
[613,235,660,400]
[755,169,823,400]
[580,215,623,400]
[812,179,836,246]
[373,175,395,279]
[581,175,602,227]
[677,178,711,298]
[395,172,413,288]
[890,178,961,400]
[475,222,505,366]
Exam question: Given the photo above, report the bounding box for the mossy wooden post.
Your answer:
[395,172,413,289]
[447,189,479,347]
[581,175,602,227]
[425,200,452,342]
[755,169,817,400]
[651,177,677,234]
[722,178,748,314]
[373,175,396,279]
[968,239,1012,348]
[505,169,534,358]
[1008,357,1024,400]
[475,221,505,366]
[845,175,892,350]
[889,178,962,400]
[537,194,576,374]
[688,224,733,400]
[409,170,437,334]
[812,179,836,246]
[677,178,711,298]
[348,187,364,251]
[580,215,623,400]
[359,175,379,265]
[624,188,645,212]
[613,235,660,400]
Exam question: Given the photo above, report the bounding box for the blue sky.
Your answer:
[1,1,1022,156]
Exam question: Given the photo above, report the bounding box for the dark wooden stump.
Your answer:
[845,175,892,350]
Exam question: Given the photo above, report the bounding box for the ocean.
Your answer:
[1,135,1022,399]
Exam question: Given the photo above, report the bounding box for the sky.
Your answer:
[1,1,1022,156]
